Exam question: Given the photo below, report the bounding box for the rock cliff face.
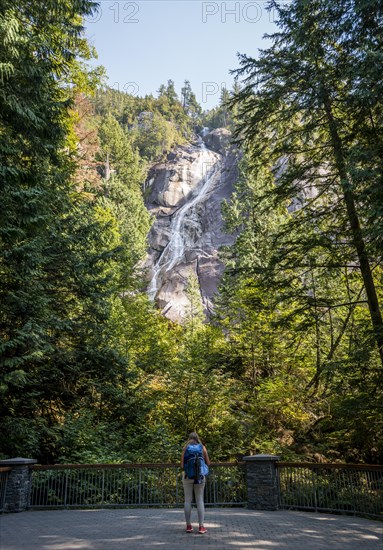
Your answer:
[144,129,239,322]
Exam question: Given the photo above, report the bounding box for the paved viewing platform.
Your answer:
[0,508,382,549]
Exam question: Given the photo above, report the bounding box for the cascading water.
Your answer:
[147,139,222,301]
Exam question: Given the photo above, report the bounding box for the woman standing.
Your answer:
[181,431,210,534]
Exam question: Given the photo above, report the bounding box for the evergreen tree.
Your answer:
[232,0,383,366]
[214,0,383,461]
[165,79,178,105]
[185,272,205,334]
[157,83,166,97]
[0,0,99,409]
[0,1,137,462]
[181,80,202,122]
[181,80,192,108]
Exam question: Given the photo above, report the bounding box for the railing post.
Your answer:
[243,454,280,511]
[175,468,179,505]
[0,457,37,512]
[64,470,69,508]
[101,469,105,506]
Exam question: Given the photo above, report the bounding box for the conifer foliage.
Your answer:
[231,0,383,365]
[220,0,383,461]
[1,0,382,465]
[0,1,131,461]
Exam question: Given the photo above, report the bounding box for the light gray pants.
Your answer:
[182,476,206,525]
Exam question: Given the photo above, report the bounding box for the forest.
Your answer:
[0,0,382,466]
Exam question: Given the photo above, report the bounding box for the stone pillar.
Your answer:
[0,457,37,512]
[244,454,280,510]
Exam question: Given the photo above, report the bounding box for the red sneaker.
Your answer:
[198,526,207,534]
[186,524,193,533]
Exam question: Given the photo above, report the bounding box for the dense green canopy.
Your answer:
[0,0,382,465]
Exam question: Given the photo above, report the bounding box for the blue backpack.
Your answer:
[184,443,209,481]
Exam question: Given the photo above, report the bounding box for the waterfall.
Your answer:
[148,140,221,300]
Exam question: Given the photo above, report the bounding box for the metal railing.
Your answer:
[0,467,11,512]
[30,462,246,509]
[277,462,383,520]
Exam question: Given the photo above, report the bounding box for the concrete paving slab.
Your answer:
[0,508,382,550]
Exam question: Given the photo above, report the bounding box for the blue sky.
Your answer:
[85,1,278,109]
